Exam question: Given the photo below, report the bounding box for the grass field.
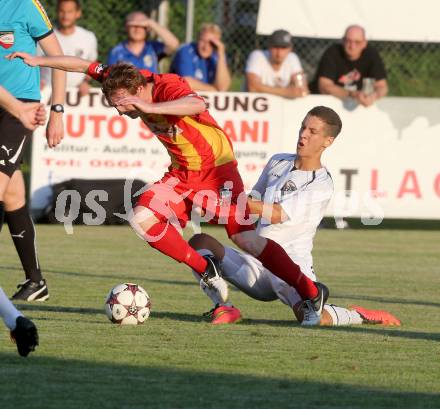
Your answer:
[0,224,439,409]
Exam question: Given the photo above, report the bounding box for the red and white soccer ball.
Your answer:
[105,283,151,325]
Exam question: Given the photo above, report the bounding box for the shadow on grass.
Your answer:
[7,265,440,308]
[47,268,196,287]
[153,312,294,328]
[17,304,103,315]
[0,353,439,409]
[14,304,440,342]
[331,293,440,308]
[304,325,440,343]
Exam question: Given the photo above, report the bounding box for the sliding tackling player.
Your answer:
[188,106,400,326]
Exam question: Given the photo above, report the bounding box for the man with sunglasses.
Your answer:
[312,25,388,107]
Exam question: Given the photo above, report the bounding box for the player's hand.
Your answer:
[36,104,47,125]
[127,17,155,31]
[283,85,306,99]
[209,37,225,54]
[17,102,47,131]
[114,96,153,113]
[78,80,91,97]
[46,112,64,148]
[5,52,41,67]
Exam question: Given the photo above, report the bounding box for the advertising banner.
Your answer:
[31,90,440,221]
[30,89,284,211]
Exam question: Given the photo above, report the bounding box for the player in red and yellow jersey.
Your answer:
[7,52,329,322]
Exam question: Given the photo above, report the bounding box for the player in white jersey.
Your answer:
[189,106,400,326]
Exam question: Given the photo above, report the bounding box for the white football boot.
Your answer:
[200,255,229,304]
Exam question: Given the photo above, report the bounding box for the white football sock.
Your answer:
[324,304,363,326]
[0,287,23,330]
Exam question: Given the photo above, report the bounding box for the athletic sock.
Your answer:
[145,222,208,274]
[0,201,4,232]
[324,304,364,326]
[0,287,23,330]
[5,205,43,282]
[257,238,318,299]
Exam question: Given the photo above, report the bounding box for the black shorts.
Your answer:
[0,106,33,177]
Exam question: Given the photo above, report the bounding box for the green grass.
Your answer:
[1,225,439,409]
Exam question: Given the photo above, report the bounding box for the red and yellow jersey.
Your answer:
[87,63,236,171]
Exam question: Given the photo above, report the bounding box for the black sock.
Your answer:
[5,205,43,282]
[0,201,4,232]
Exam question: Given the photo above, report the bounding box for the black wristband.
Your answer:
[51,104,64,113]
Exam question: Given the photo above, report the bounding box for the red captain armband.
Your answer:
[86,62,109,82]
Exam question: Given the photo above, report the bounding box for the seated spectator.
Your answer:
[40,0,97,96]
[107,11,179,72]
[244,29,309,98]
[312,25,388,107]
[170,23,231,91]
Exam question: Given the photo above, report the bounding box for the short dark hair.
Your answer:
[57,0,81,10]
[102,63,148,100]
[307,106,342,138]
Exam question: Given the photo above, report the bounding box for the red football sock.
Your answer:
[257,238,318,299]
[145,222,208,274]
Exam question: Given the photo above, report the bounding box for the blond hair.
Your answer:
[198,23,222,39]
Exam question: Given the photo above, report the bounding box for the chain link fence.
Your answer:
[43,0,440,96]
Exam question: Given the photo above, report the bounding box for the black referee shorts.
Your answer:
[0,106,33,177]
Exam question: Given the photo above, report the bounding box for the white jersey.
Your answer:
[251,153,333,271]
[39,26,98,87]
[202,154,333,308]
[245,49,303,88]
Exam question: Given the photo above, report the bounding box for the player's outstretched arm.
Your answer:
[114,95,206,117]
[247,197,288,224]
[6,52,91,73]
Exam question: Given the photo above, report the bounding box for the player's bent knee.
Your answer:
[129,206,159,240]
[188,233,225,259]
[188,233,209,248]
[0,173,12,200]
[230,231,266,257]
[3,187,26,211]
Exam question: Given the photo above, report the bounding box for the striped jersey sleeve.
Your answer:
[26,0,52,39]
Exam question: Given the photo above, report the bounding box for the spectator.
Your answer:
[170,23,231,91]
[40,0,97,96]
[245,29,309,98]
[107,11,179,72]
[313,25,388,107]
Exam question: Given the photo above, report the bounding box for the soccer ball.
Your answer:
[105,283,151,325]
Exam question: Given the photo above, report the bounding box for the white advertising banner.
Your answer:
[200,92,284,191]
[30,89,284,210]
[279,96,440,221]
[257,0,440,43]
[31,90,440,220]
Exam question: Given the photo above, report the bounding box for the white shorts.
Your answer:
[221,247,317,308]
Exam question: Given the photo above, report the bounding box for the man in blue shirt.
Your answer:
[107,11,178,72]
[0,0,66,302]
[171,23,231,91]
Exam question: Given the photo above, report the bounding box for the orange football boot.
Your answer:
[351,305,401,326]
[211,305,242,325]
